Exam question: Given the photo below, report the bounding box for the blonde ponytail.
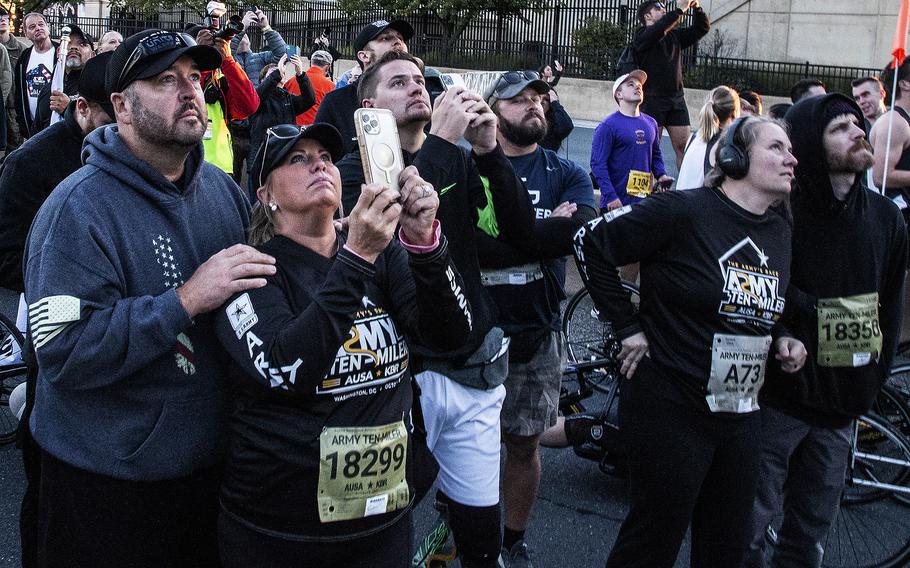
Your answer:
[697,86,741,142]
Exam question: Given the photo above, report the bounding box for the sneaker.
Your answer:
[500,540,534,568]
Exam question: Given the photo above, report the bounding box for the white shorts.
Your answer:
[415,370,505,507]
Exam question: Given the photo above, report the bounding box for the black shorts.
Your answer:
[641,93,691,127]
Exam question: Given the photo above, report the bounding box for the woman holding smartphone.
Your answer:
[214,123,472,567]
[574,116,806,567]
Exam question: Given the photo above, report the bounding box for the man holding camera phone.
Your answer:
[337,50,539,568]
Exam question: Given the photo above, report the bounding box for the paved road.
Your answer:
[0,127,682,567]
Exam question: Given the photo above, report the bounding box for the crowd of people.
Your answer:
[0,1,905,567]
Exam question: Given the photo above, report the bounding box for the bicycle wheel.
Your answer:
[886,364,910,433]
[562,282,640,392]
[0,312,26,444]
[874,384,910,439]
[823,414,910,568]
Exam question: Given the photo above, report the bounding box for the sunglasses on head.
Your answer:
[493,70,540,92]
[116,31,197,92]
[258,124,311,187]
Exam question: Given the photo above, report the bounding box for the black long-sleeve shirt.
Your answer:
[248,68,316,167]
[214,233,471,540]
[575,188,791,411]
[632,7,709,97]
[337,135,537,363]
[0,102,83,291]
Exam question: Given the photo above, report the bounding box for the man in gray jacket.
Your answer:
[24,29,276,566]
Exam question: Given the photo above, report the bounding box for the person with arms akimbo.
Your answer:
[576,116,803,567]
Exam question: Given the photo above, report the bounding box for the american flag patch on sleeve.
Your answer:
[28,295,81,350]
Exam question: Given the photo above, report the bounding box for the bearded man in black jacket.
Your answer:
[744,94,908,568]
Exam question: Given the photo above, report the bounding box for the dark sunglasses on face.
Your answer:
[492,70,541,98]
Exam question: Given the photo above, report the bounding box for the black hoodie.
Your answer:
[760,94,908,427]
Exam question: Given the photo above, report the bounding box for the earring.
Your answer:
[269,202,278,212]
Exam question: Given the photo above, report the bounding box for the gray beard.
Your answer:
[65,58,82,70]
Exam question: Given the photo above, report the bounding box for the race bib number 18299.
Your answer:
[317,421,410,523]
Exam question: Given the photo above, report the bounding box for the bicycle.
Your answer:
[566,284,910,567]
[0,311,27,444]
[561,281,640,390]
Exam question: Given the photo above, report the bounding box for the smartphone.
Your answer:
[440,73,466,91]
[354,108,405,192]
[282,61,296,80]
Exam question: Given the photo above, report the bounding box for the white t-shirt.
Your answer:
[676,136,709,190]
[25,46,54,119]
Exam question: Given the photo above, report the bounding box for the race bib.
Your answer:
[625,170,652,198]
[817,292,882,368]
[317,421,409,523]
[705,333,772,414]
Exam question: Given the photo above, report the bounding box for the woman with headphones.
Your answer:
[573,116,806,567]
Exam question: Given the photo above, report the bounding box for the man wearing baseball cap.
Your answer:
[23,29,276,566]
[591,69,671,212]
[296,49,335,125]
[37,23,95,131]
[482,70,596,567]
[314,18,413,152]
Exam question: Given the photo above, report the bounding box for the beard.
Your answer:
[499,113,548,146]
[65,56,82,70]
[828,139,874,173]
[128,89,206,148]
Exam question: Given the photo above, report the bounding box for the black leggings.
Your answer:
[605,357,762,568]
[218,509,412,568]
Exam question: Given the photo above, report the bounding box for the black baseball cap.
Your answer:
[106,29,222,93]
[78,51,115,117]
[485,70,550,104]
[249,123,345,188]
[353,19,413,53]
[66,24,95,47]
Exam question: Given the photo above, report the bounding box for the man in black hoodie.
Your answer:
[744,94,907,567]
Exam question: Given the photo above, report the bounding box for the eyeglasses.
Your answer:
[258,124,308,188]
[115,31,197,92]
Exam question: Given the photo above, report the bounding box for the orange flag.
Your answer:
[893,0,910,67]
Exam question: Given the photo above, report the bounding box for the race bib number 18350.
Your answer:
[817,292,881,368]
[318,421,409,523]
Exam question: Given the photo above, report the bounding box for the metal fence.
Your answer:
[684,55,881,98]
[48,1,879,97]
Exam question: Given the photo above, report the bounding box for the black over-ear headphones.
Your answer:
[716,117,751,180]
